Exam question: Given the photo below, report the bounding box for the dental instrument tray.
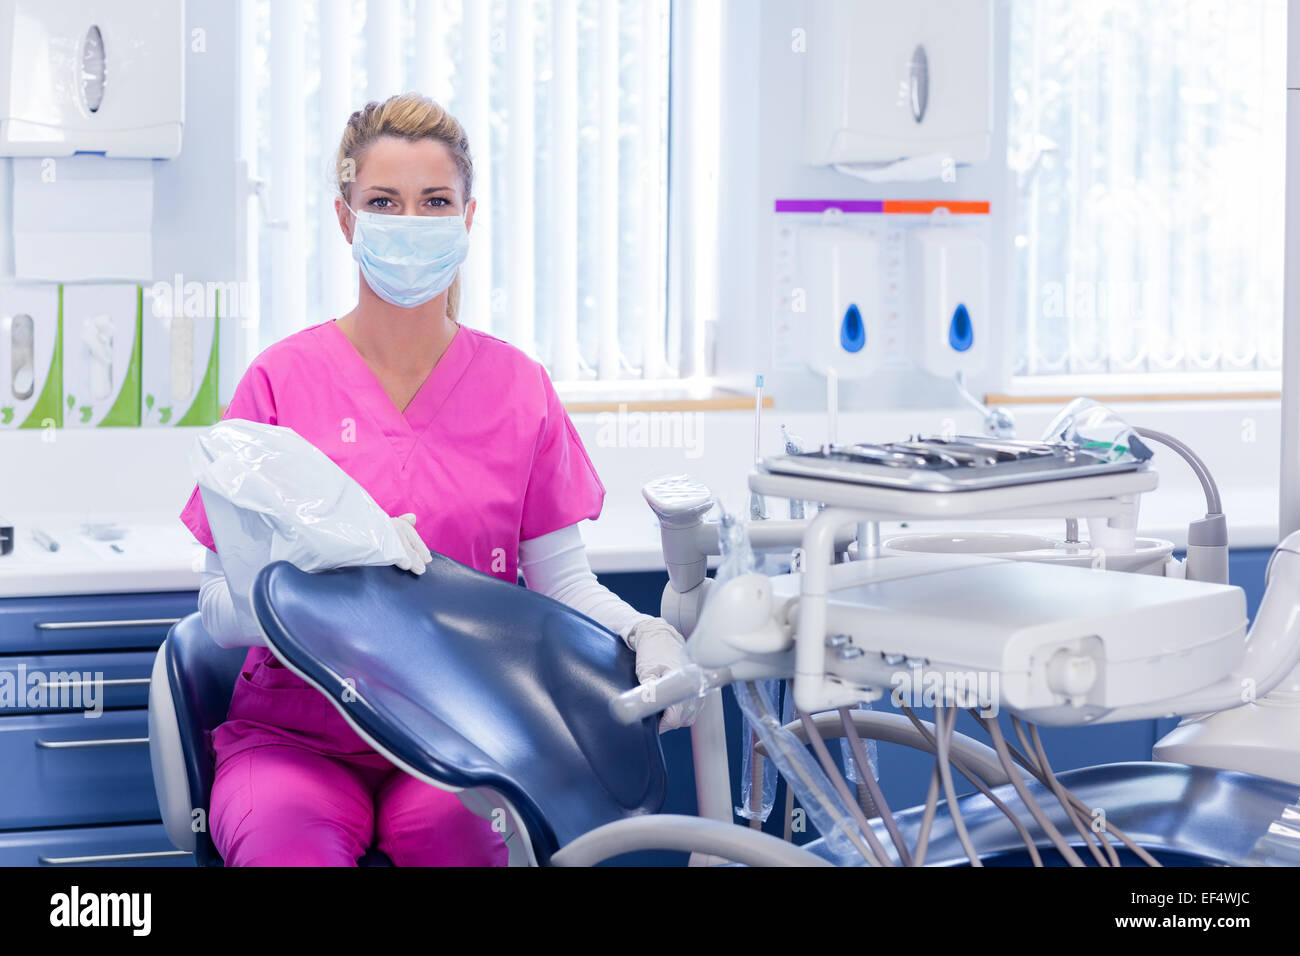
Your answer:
[759,435,1144,493]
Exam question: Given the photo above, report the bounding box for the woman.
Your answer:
[179,93,695,867]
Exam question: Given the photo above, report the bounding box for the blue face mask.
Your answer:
[347,203,470,309]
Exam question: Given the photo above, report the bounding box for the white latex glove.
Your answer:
[626,617,700,733]
[390,513,432,575]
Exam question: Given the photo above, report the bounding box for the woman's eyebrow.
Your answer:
[361,185,452,195]
[358,184,454,196]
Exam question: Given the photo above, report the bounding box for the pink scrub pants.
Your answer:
[208,649,510,867]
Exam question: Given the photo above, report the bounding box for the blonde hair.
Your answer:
[336,92,474,320]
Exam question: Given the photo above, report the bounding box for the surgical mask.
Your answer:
[347,203,470,308]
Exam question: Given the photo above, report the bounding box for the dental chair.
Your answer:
[149,559,819,866]
[147,614,394,866]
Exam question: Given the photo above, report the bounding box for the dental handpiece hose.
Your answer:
[1133,426,1227,584]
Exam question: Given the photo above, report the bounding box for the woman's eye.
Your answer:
[427,197,448,208]
[367,197,392,208]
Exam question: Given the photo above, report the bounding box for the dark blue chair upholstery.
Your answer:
[161,614,250,867]
[163,613,393,866]
[250,553,669,865]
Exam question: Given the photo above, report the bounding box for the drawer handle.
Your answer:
[33,677,151,690]
[36,617,182,630]
[39,849,192,865]
[35,737,150,749]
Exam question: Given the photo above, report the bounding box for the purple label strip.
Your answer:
[774,199,885,214]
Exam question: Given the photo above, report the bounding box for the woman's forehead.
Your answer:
[355,136,462,192]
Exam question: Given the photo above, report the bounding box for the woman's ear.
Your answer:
[464,197,476,234]
[335,196,355,244]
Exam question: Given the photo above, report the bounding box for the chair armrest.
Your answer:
[147,641,197,854]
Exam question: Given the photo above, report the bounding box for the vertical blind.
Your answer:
[1007,0,1286,378]
[252,0,684,383]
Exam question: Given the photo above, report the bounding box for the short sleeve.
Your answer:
[519,362,606,540]
[178,361,278,551]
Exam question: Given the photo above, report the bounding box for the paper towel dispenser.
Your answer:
[0,0,184,158]
[803,0,992,167]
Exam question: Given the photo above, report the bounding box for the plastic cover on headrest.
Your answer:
[190,418,408,634]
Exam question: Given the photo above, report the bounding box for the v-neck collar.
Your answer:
[318,318,478,454]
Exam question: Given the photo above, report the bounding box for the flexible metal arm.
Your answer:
[954,370,1015,438]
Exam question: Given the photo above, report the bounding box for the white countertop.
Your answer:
[0,515,207,597]
[0,400,1285,598]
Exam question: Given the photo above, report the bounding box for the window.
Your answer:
[250,0,683,383]
[1006,0,1286,383]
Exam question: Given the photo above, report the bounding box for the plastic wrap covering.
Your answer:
[716,509,757,582]
[840,700,881,792]
[1041,397,1154,463]
[738,679,781,822]
[732,680,871,865]
[715,508,778,821]
[190,419,408,635]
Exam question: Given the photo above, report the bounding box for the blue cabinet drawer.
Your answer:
[0,650,156,713]
[0,822,194,866]
[0,709,161,830]
[0,591,197,653]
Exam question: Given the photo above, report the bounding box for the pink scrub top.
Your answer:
[179,319,606,763]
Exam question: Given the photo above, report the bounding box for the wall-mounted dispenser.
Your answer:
[62,284,141,427]
[141,283,218,427]
[0,0,184,157]
[798,224,888,380]
[802,0,992,167]
[0,284,62,429]
[908,225,988,378]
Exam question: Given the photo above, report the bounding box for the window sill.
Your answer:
[992,370,1281,404]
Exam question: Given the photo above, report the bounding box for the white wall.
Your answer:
[0,0,250,402]
[0,0,252,529]
[713,0,1014,414]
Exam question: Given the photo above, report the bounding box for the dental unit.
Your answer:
[608,398,1300,865]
